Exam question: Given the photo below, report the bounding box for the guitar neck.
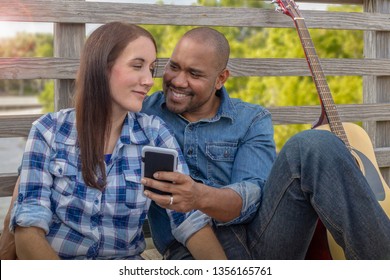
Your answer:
[294,18,350,148]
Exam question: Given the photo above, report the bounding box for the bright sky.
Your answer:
[0,0,328,38]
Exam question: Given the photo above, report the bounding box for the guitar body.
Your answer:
[314,122,390,259]
[274,0,390,259]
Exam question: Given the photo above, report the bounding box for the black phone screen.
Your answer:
[142,150,176,195]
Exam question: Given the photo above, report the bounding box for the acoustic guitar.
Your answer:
[273,0,390,259]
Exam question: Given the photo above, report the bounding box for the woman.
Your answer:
[8,22,226,260]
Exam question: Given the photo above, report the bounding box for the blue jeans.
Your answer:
[165,130,390,260]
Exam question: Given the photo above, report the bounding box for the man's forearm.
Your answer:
[195,182,242,223]
[142,173,243,222]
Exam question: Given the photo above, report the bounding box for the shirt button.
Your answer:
[94,199,99,205]
[17,193,24,202]
[58,168,63,174]
[187,148,193,155]
[86,243,99,258]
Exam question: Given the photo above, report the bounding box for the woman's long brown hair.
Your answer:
[74,22,157,189]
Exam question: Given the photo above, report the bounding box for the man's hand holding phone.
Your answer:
[141,146,201,212]
[142,171,200,213]
[141,146,178,196]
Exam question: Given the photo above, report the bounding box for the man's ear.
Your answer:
[215,68,230,90]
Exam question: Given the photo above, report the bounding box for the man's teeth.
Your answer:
[172,90,187,98]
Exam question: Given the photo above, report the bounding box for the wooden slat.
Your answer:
[268,103,390,124]
[0,103,389,137]
[376,147,390,168]
[2,57,390,80]
[0,58,79,80]
[227,58,390,77]
[0,173,17,198]
[1,1,390,31]
[54,21,85,111]
[0,114,41,138]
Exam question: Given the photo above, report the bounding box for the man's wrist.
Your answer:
[193,181,207,211]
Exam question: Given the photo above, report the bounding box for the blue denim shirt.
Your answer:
[142,87,276,254]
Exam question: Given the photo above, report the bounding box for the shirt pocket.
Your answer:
[205,142,238,185]
[123,170,148,213]
[206,142,237,162]
[48,158,84,220]
[49,159,78,196]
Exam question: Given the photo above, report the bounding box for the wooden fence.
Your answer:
[0,0,389,200]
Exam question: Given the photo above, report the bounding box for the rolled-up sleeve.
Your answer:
[216,111,276,226]
[10,116,54,234]
[170,210,211,245]
[217,181,261,226]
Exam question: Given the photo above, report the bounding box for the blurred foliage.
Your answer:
[0,32,52,97]
[0,2,364,150]
[38,80,54,113]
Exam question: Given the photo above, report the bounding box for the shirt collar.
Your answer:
[53,109,78,146]
[212,86,237,123]
[119,112,149,145]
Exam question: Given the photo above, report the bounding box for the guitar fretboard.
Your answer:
[294,18,351,150]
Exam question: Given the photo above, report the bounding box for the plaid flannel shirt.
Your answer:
[10,108,202,259]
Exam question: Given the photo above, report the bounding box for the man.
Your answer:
[141,27,390,259]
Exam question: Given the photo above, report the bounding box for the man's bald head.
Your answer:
[179,27,230,71]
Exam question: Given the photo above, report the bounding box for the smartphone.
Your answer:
[141,146,178,195]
